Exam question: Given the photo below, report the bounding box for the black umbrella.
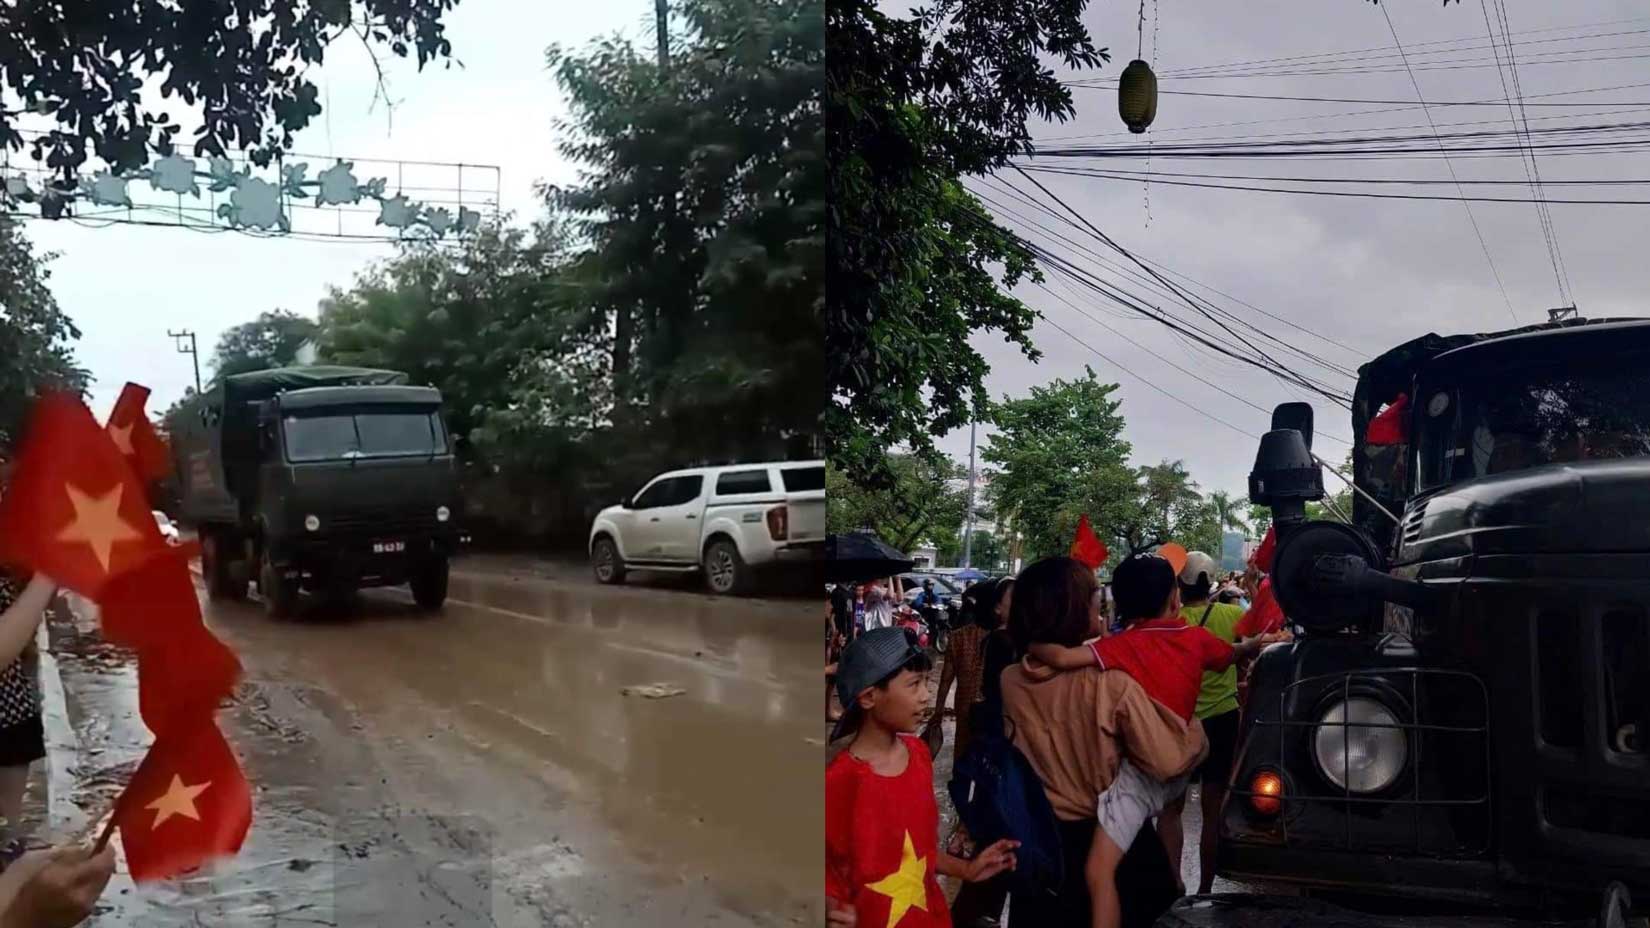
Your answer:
[826,532,916,584]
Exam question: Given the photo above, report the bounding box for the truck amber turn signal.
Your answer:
[1250,769,1284,816]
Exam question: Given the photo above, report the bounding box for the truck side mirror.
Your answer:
[1270,402,1315,450]
[1248,427,1324,530]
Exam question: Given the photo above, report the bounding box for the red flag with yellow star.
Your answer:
[1068,514,1108,570]
[110,549,241,736]
[113,718,252,882]
[0,393,168,597]
[106,382,171,484]
[98,543,208,652]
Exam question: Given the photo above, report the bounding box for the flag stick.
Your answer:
[92,789,125,853]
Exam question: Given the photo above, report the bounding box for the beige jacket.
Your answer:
[1001,657,1208,821]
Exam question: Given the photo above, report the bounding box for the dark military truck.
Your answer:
[174,366,461,617]
[1163,318,1650,928]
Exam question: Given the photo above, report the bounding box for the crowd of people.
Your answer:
[825,537,1290,928]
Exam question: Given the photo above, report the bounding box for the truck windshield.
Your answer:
[284,410,448,462]
[1416,359,1650,490]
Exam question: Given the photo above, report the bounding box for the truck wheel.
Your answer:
[704,539,747,596]
[591,537,626,585]
[202,535,244,601]
[410,557,449,611]
[259,554,300,619]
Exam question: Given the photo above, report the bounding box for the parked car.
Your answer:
[589,460,825,594]
[899,573,961,609]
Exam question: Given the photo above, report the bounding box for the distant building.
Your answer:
[1221,531,1247,572]
[908,545,938,570]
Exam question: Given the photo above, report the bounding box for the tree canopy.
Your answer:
[826,455,966,553]
[0,0,461,179]
[210,309,319,379]
[826,0,1106,486]
[0,218,87,450]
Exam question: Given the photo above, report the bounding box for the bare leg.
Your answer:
[1197,781,1224,894]
[0,764,29,839]
[1084,829,1127,928]
[1158,791,1187,894]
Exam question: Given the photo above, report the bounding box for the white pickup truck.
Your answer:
[588,460,826,594]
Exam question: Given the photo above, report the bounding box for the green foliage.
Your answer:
[0,218,86,450]
[0,0,460,176]
[1247,503,1273,542]
[547,0,824,462]
[937,529,1005,571]
[210,309,319,379]
[985,368,1136,564]
[826,454,966,552]
[826,0,1107,486]
[1209,490,1251,535]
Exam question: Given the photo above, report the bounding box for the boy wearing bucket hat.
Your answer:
[825,628,1019,927]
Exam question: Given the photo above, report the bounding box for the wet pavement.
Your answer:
[44,557,820,926]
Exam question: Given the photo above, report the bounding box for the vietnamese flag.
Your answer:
[105,383,171,484]
[112,719,252,882]
[1366,393,1410,446]
[99,543,206,652]
[1250,525,1277,573]
[0,393,168,598]
[1069,515,1109,569]
[1235,577,1285,638]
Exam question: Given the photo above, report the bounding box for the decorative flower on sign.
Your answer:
[217,175,286,231]
[458,206,482,234]
[315,161,362,206]
[376,195,415,229]
[280,162,310,199]
[206,157,238,193]
[85,171,131,207]
[422,207,453,236]
[149,155,199,196]
[5,175,34,202]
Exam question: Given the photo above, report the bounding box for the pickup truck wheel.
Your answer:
[202,535,244,601]
[704,540,747,595]
[592,537,626,585]
[410,557,449,611]
[259,554,300,619]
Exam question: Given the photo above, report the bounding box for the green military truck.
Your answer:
[173,366,462,617]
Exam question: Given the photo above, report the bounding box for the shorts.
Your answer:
[0,716,44,768]
[1096,760,1188,852]
[1194,708,1240,787]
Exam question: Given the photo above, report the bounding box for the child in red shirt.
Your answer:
[1030,554,1286,928]
[826,627,1019,927]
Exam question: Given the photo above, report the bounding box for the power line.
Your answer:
[1496,0,1576,306]
[1004,167,1354,406]
[1060,81,1650,108]
[1016,164,1650,205]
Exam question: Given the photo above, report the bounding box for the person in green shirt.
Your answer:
[1177,550,1246,895]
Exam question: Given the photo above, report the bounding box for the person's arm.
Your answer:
[1107,675,1207,782]
[1026,640,1100,671]
[930,650,959,725]
[0,576,54,671]
[0,844,116,928]
[936,839,1018,883]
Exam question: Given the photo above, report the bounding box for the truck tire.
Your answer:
[410,557,449,611]
[259,553,300,619]
[591,537,626,585]
[704,539,747,596]
[202,534,244,601]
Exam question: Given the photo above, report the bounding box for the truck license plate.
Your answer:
[373,540,406,554]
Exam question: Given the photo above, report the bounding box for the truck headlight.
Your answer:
[436,506,451,523]
[304,514,320,532]
[1313,696,1406,793]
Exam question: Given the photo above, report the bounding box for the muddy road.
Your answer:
[50,559,821,926]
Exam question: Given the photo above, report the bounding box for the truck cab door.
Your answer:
[654,475,706,562]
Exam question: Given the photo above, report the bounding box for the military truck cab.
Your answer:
[177,366,461,617]
[1167,319,1650,928]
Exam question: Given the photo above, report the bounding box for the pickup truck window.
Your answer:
[634,475,704,509]
[779,466,824,491]
[716,469,772,495]
[283,411,445,462]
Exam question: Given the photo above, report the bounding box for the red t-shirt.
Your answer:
[1234,578,1285,639]
[1088,617,1235,722]
[826,735,950,927]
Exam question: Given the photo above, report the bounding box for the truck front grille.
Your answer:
[324,508,439,537]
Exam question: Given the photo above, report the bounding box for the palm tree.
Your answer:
[1210,490,1251,536]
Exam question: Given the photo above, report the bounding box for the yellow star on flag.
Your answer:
[864,830,929,928]
[108,422,135,456]
[56,482,143,572]
[146,774,213,828]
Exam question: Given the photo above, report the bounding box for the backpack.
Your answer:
[948,710,1065,897]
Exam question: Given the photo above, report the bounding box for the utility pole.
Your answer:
[167,329,201,394]
[961,419,978,567]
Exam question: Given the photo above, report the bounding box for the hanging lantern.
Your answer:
[1117,59,1158,134]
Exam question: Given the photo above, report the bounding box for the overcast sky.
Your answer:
[20,1,652,422]
[939,0,1650,512]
